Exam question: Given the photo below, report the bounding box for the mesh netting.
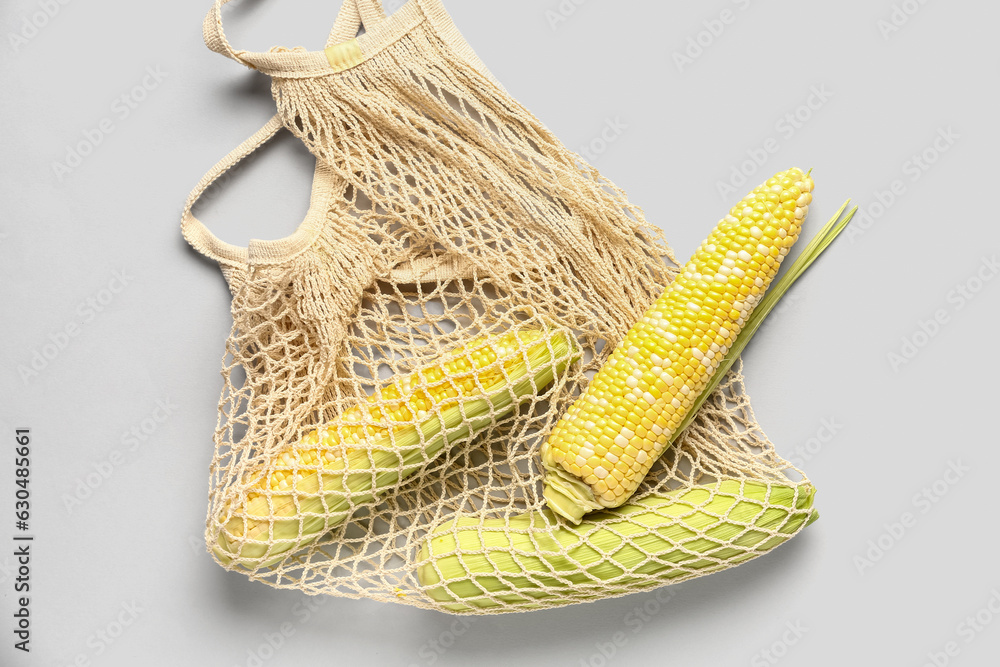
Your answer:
[195,0,815,613]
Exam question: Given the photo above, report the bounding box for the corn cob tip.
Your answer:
[212,534,232,566]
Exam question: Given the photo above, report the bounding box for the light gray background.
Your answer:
[2,0,998,665]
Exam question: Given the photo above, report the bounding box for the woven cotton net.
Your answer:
[193,0,815,613]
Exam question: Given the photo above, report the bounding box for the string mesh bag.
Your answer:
[181,0,818,614]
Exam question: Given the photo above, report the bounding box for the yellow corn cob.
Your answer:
[212,327,580,569]
[417,479,818,613]
[541,168,814,522]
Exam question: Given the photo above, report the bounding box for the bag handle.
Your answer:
[328,0,386,45]
[203,0,386,69]
[180,114,482,284]
[181,115,284,267]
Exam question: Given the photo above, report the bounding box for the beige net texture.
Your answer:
[184,0,815,613]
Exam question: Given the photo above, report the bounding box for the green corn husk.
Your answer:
[212,327,581,570]
[417,479,818,612]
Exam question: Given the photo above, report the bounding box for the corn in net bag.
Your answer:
[182,0,817,613]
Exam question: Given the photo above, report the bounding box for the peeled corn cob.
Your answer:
[541,168,814,522]
[417,479,818,613]
[212,327,581,570]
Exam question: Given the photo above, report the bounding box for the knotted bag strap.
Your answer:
[203,0,385,72]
